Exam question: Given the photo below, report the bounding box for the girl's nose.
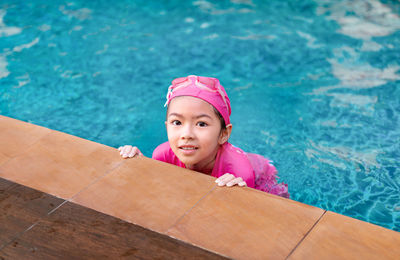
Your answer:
[181,125,194,139]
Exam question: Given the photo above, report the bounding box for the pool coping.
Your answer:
[1,115,399,259]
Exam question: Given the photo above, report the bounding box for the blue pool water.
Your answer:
[1,0,400,231]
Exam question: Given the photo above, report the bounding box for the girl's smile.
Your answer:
[166,96,231,173]
[179,145,198,155]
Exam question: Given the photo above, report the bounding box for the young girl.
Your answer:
[118,75,289,198]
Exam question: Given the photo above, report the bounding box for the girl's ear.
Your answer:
[218,124,232,145]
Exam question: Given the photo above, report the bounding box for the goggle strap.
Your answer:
[164,86,173,107]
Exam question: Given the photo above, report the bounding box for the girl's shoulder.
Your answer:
[152,142,184,167]
[219,142,249,164]
[220,143,273,171]
[216,143,255,186]
[153,141,170,153]
[152,141,172,160]
[221,142,246,154]
[219,143,290,198]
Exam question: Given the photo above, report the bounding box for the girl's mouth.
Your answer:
[179,145,198,154]
[179,145,198,150]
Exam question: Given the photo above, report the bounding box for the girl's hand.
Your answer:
[215,173,247,187]
[118,145,142,158]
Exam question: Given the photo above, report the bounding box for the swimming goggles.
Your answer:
[164,75,229,109]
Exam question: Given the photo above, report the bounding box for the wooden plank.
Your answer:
[0,177,16,193]
[288,211,400,260]
[0,116,51,158]
[0,178,64,249]
[167,186,325,259]
[0,201,228,259]
[0,130,122,199]
[72,157,217,233]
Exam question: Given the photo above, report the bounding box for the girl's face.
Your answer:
[166,96,231,173]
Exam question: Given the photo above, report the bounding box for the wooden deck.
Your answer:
[1,115,399,259]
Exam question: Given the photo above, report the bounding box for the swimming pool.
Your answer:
[1,0,399,231]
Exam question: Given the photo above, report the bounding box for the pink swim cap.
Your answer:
[165,75,231,125]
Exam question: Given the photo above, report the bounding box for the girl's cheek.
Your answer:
[167,127,180,138]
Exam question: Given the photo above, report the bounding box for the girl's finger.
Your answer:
[217,174,235,186]
[226,177,243,187]
[220,173,236,184]
[215,173,233,183]
[215,173,231,184]
[125,145,133,153]
[122,145,133,158]
[238,181,247,187]
[120,145,127,154]
[129,147,140,158]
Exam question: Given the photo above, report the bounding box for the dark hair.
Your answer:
[213,107,227,130]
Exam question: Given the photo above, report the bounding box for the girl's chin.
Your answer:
[176,155,198,168]
[178,157,197,166]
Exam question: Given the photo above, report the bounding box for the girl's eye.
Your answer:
[171,120,181,126]
[197,121,208,127]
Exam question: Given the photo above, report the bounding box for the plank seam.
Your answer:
[165,185,217,233]
[285,210,327,259]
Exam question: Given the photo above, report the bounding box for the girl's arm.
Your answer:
[118,145,142,158]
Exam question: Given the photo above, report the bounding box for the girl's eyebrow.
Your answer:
[195,114,212,119]
[168,113,212,119]
[168,112,182,118]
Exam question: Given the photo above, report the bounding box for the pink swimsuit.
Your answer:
[152,142,289,198]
